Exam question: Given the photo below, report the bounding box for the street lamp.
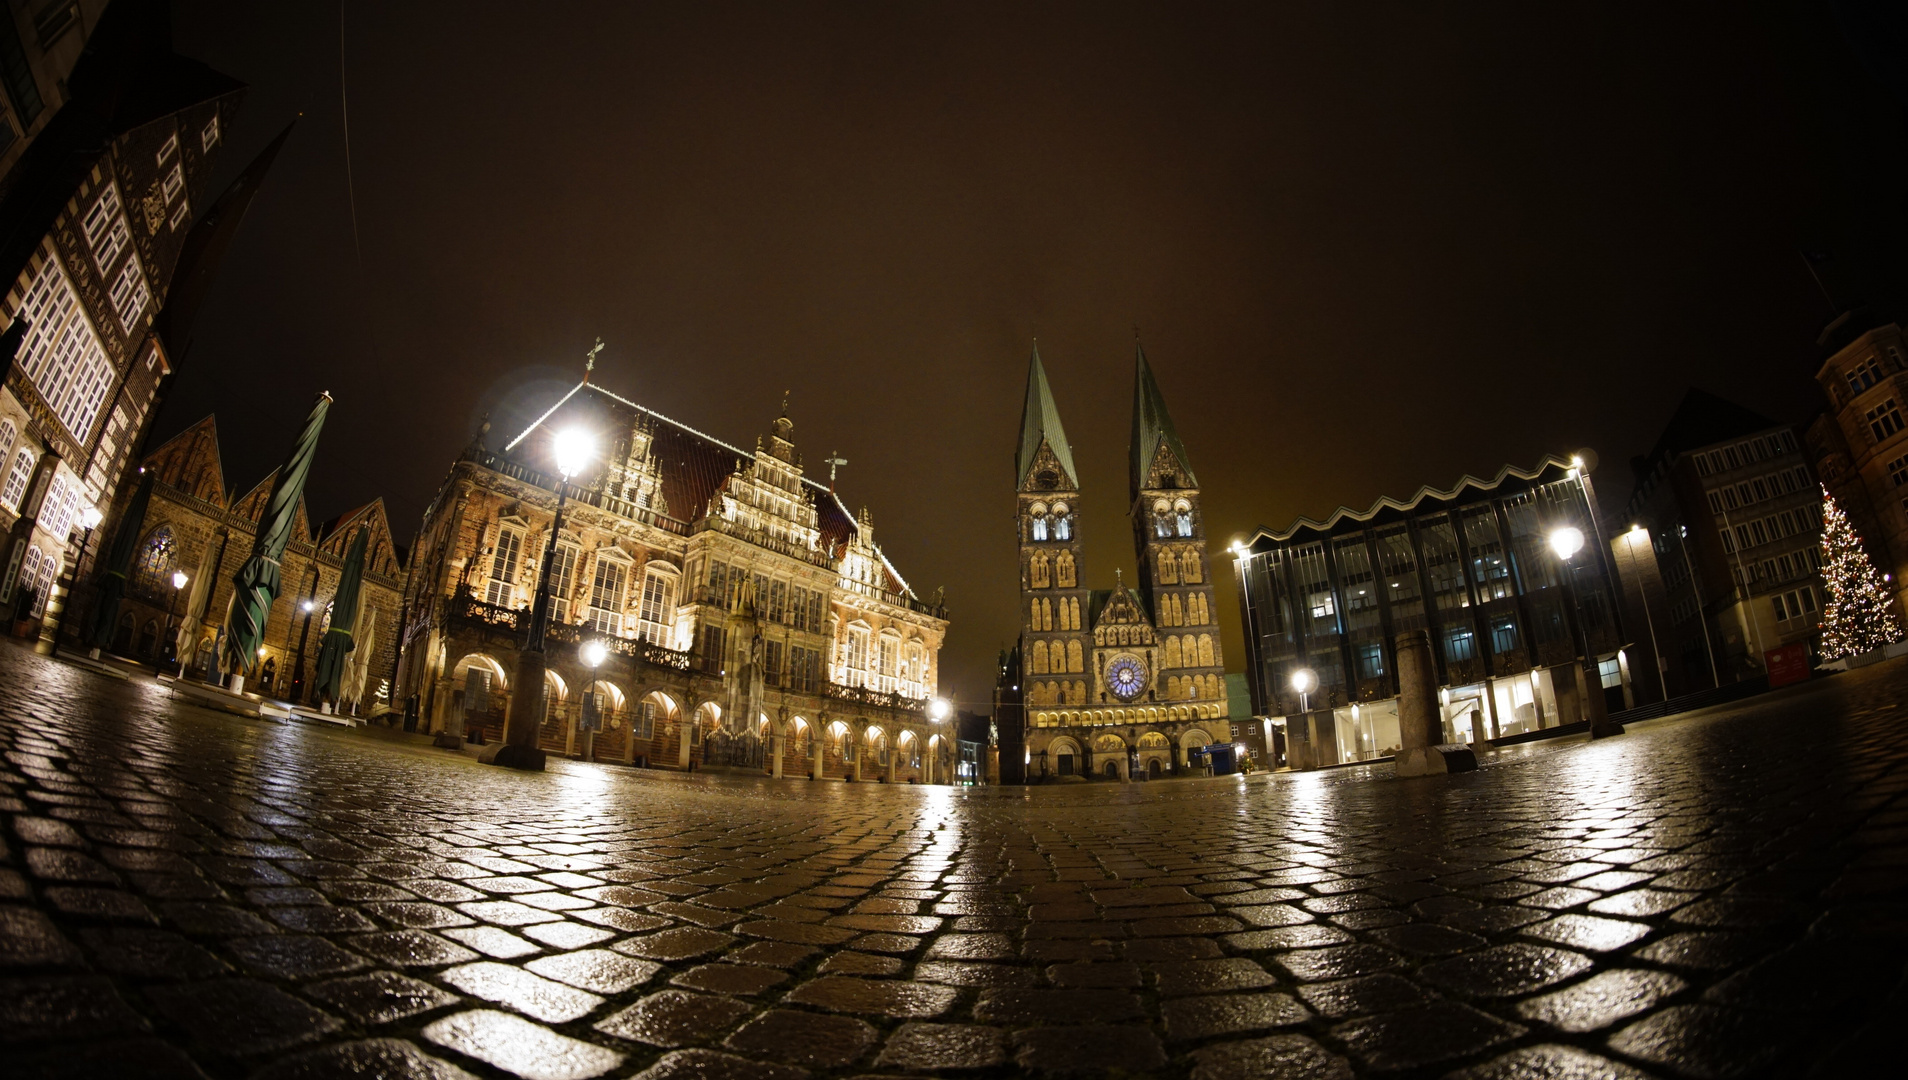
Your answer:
[1291,667,1317,712]
[492,425,596,771]
[580,638,607,763]
[50,504,105,659]
[1548,525,1620,738]
[164,571,188,675]
[928,697,950,722]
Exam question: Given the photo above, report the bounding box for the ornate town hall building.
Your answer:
[1014,345,1228,779]
[396,369,950,781]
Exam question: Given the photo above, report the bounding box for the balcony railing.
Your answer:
[824,682,929,714]
[444,593,694,671]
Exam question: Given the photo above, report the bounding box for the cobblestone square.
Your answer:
[1,644,1904,1078]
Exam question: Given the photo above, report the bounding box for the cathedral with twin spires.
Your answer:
[1008,344,1229,780]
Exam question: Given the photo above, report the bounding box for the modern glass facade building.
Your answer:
[1231,457,1632,768]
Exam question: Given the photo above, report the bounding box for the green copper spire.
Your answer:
[1130,343,1196,499]
[1016,342,1077,489]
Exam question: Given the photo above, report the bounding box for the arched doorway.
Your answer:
[1147,759,1162,779]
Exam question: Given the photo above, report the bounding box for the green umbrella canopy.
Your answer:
[88,470,155,650]
[312,525,367,703]
[224,392,330,674]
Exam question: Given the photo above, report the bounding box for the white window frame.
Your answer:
[589,554,629,635]
[161,164,185,205]
[547,540,579,623]
[81,183,129,270]
[156,133,178,166]
[2,448,34,510]
[16,255,115,441]
[637,565,678,645]
[484,525,524,607]
[202,114,220,150]
[110,253,151,332]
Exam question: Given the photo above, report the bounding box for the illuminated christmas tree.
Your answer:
[1818,487,1903,660]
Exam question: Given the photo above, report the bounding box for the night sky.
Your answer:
[156,2,1907,709]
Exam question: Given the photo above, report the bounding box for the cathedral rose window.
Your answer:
[1106,656,1148,702]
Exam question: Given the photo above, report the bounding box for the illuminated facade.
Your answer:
[395,374,950,780]
[1233,459,1633,768]
[0,4,247,644]
[1630,390,1823,689]
[106,415,409,702]
[1012,345,1229,781]
[1807,317,1908,618]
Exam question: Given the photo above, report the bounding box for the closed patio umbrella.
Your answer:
[312,525,367,704]
[342,608,377,712]
[173,533,222,670]
[223,393,330,679]
[87,471,155,653]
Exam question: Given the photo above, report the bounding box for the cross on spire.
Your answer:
[583,337,604,382]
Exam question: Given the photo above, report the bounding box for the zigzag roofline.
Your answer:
[1247,455,1579,546]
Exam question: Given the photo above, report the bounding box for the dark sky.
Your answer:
[158,2,1906,710]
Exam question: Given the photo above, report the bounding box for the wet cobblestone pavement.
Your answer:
[2,646,1905,1079]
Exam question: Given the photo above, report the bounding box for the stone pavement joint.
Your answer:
[0,644,1905,1077]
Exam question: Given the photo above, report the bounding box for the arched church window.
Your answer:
[1158,549,1178,584]
[1052,503,1070,540]
[1181,550,1202,583]
[132,527,177,597]
[1029,502,1048,541]
[1056,552,1076,588]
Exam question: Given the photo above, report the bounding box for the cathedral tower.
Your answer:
[1016,345,1092,709]
[1130,345,1224,708]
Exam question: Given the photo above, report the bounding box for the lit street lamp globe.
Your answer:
[80,506,103,531]
[171,571,188,590]
[1548,526,1585,561]
[928,697,950,722]
[1290,668,1316,695]
[582,640,608,668]
[553,428,596,480]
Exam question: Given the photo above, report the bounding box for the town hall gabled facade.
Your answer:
[1014,344,1228,780]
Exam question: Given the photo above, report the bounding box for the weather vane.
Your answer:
[583,337,604,381]
[823,450,848,489]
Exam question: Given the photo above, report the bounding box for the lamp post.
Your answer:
[1549,526,1620,738]
[1618,524,1666,702]
[581,637,607,763]
[48,505,103,659]
[928,697,950,784]
[291,598,318,703]
[489,426,594,771]
[1288,667,1318,771]
[165,571,188,675]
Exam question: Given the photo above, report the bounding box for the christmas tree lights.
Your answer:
[1818,487,1903,660]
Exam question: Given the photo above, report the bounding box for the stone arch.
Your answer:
[1137,731,1170,749]
[544,669,569,704]
[1032,640,1050,674]
[1066,639,1083,672]
[453,653,510,692]
[1048,736,1082,758]
[1180,728,1213,750]
[1094,732,1126,753]
[1158,549,1178,584]
[1056,551,1076,588]
[1165,636,1182,668]
[587,680,626,711]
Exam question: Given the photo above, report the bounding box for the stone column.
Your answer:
[483,650,548,770]
[770,719,784,779]
[432,677,463,748]
[678,717,692,768]
[1395,629,1477,777]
